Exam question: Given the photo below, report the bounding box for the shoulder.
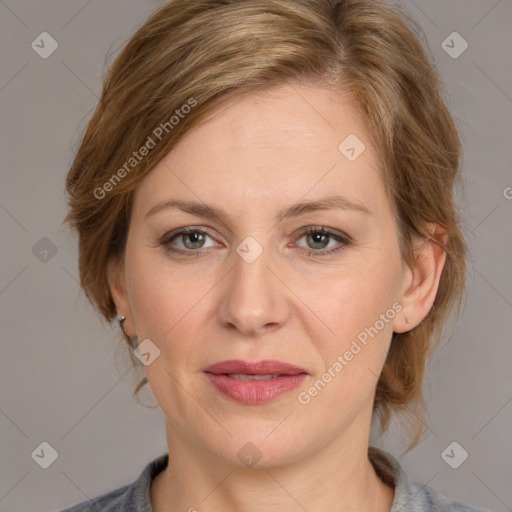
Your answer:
[408,478,491,511]
[368,446,492,512]
[58,453,169,512]
[59,484,130,512]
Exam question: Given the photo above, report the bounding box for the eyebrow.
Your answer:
[144,194,372,224]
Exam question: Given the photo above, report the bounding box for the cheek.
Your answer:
[300,277,399,420]
[125,250,216,372]
[125,247,189,337]
[125,256,208,412]
[319,258,401,341]
[307,255,402,403]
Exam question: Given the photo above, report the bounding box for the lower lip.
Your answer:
[205,373,307,404]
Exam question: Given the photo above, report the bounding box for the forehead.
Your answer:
[186,83,368,160]
[133,83,389,221]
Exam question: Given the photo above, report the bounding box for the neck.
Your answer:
[151,419,395,512]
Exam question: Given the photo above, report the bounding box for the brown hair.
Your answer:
[64,0,468,451]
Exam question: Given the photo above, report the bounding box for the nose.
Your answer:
[217,239,290,337]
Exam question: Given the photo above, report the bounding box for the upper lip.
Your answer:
[204,359,308,375]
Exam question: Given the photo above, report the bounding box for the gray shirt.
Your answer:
[59,446,491,511]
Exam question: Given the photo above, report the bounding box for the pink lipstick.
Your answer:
[204,359,308,404]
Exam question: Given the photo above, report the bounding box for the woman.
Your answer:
[60,0,489,510]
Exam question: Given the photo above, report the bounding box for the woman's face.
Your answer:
[111,83,414,467]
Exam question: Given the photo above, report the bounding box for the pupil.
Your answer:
[310,232,327,248]
[185,231,203,248]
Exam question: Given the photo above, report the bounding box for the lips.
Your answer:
[204,359,307,375]
[204,359,308,404]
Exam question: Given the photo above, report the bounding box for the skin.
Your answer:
[108,82,446,512]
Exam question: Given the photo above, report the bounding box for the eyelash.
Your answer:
[160,226,350,258]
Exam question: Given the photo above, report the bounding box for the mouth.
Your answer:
[203,360,308,404]
[225,373,282,381]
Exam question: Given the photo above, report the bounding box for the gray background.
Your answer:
[0,1,511,511]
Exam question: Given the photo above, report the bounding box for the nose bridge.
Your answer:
[219,233,288,335]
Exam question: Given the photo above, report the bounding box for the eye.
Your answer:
[294,226,350,257]
[161,228,216,255]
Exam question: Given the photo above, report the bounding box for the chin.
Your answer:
[202,428,313,470]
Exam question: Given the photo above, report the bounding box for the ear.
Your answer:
[107,255,134,335]
[393,223,448,334]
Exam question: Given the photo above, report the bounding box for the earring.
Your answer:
[118,315,138,348]
[118,315,128,335]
